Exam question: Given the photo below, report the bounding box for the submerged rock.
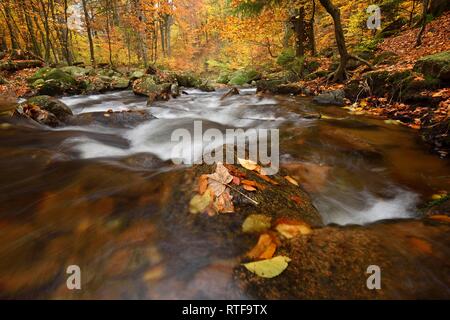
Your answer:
[313,89,345,106]
[67,110,155,128]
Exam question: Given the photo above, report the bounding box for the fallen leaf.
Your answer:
[207,162,233,197]
[242,214,272,233]
[275,218,312,239]
[247,233,277,260]
[242,179,266,190]
[243,256,291,278]
[214,188,234,213]
[198,175,209,195]
[238,158,259,171]
[290,196,303,205]
[284,176,299,186]
[429,215,450,223]
[243,185,257,192]
[224,164,247,178]
[189,191,212,214]
[256,173,279,185]
[232,176,241,185]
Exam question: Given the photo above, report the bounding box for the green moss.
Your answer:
[28,67,52,83]
[176,72,202,87]
[217,73,230,84]
[228,69,260,86]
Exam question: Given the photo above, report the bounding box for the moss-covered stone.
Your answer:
[25,95,73,121]
[175,72,202,88]
[414,51,450,82]
[228,69,261,86]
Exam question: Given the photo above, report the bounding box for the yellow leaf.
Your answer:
[189,191,212,214]
[243,256,291,278]
[242,214,272,233]
[238,158,259,171]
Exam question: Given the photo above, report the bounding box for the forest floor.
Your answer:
[294,12,450,157]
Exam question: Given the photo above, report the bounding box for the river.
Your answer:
[0,88,449,298]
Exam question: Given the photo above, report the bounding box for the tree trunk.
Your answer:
[81,0,96,66]
[319,0,350,81]
[1,0,20,50]
[415,0,430,47]
[310,0,317,56]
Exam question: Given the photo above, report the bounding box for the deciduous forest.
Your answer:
[0,0,449,300]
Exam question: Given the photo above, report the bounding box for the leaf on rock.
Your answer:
[284,176,299,186]
[238,158,259,171]
[257,173,279,185]
[242,179,266,190]
[207,162,233,197]
[198,174,209,195]
[232,176,241,185]
[243,256,291,278]
[247,233,277,260]
[242,214,272,233]
[275,218,312,239]
[214,188,235,213]
[243,184,257,192]
[189,191,212,214]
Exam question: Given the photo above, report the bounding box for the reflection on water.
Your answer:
[0,89,449,298]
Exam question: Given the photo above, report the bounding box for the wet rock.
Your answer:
[67,110,155,128]
[256,79,305,95]
[171,83,180,98]
[28,67,81,96]
[14,103,62,127]
[414,51,450,83]
[175,72,202,88]
[24,96,73,121]
[110,76,130,90]
[133,75,171,100]
[237,219,450,299]
[313,89,345,106]
[221,87,240,100]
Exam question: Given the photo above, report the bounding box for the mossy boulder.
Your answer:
[175,72,202,88]
[24,96,73,121]
[133,75,172,104]
[130,70,146,81]
[28,67,82,96]
[60,66,91,78]
[414,51,450,82]
[197,81,215,92]
[363,69,414,98]
[228,69,261,86]
[15,95,73,127]
[111,77,130,90]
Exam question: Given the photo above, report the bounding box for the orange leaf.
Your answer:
[243,184,257,192]
[198,174,209,195]
[285,176,299,186]
[275,218,312,239]
[247,233,277,260]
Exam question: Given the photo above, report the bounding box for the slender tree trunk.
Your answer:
[310,0,317,56]
[415,0,430,47]
[81,0,96,66]
[1,0,20,50]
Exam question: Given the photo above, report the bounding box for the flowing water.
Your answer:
[1,89,449,298]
